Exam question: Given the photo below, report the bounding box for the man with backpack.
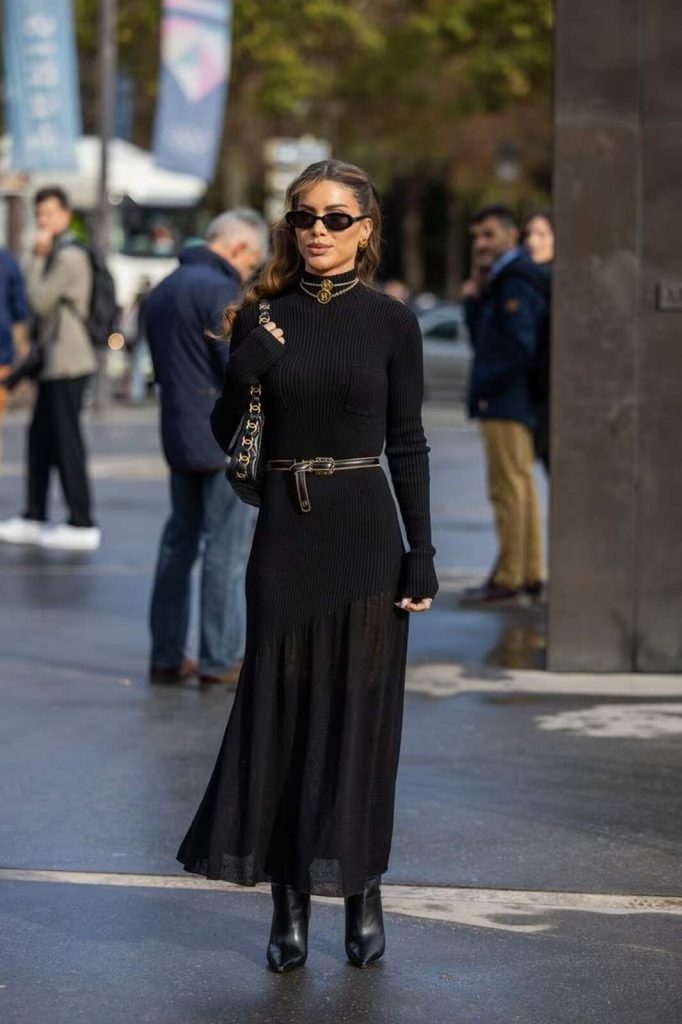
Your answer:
[0,186,107,551]
[460,205,550,605]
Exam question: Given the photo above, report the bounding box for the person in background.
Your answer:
[0,187,100,551]
[522,211,554,473]
[146,209,269,686]
[0,248,29,462]
[460,204,549,605]
[522,211,555,266]
[381,279,410,304]
[124,276,153,403]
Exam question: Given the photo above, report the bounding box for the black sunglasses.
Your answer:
[285,210,370,232]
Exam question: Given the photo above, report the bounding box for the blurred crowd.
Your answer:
[0,186,553,680]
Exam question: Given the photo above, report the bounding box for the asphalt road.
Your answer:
[0,402,680,1024]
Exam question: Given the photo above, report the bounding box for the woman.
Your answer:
[522,210,554,266]
[177,160,438,972]
[522,211,554,474]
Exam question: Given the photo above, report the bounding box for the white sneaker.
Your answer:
[0,517,45,545]
[39,524,102,551]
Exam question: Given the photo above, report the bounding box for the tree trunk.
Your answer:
[401,175,425,296]
[444,185,462,300]
[222,144,251,208]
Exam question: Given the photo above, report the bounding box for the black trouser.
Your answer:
[25,376,95,527]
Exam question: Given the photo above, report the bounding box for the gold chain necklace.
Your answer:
[299,277,360,304]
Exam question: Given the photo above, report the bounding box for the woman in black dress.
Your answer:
[178,160,438,972]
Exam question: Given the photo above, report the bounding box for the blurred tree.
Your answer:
[74,0,160,137]
[72,0,553,288]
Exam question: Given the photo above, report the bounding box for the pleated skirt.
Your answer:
[177,468,409,897]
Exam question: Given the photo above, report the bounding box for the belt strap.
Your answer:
[266,456,380,513]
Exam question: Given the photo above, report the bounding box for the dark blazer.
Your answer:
[146,246,241,472]
[0,248,29,366]
[466,250,550,431]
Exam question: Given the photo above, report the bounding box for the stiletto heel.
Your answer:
[344,874,385,967]
[266,883,311,972]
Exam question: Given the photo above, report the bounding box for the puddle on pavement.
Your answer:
[411,598,546,670]
[483,693,549,705]
[483,616,546,670]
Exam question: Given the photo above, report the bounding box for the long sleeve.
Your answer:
[464,295,482,350]
[475,274,546,397]
[210,305,285,454]
[7,255,28,323]
[202,279,239,383]
[385,309,439,599]
[25,246,91,321]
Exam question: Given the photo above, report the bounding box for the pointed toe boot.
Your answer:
[344,875,386,968]
[266,883,311,973]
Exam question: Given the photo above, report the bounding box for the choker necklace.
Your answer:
[299,276,359,304]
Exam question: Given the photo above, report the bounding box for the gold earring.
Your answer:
[358,239,368,252]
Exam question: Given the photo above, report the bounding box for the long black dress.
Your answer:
[177,268,438,897]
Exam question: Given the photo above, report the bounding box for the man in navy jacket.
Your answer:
[146,209,268,684]
[0,248,28,460]
[462,205,549,604]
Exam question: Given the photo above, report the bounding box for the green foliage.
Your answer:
[73,0,553,188]
[232,0,553,195]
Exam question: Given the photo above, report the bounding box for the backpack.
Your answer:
[68,242,119,348]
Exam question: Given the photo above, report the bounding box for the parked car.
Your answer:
[417,302,471,403]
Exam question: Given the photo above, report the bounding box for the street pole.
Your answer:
[94,0,117,411]
[96,0,117,254]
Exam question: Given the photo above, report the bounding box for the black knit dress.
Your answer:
[177,268,438,897]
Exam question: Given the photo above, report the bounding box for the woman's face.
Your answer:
[293,180,372,276]
[524,216,554,264]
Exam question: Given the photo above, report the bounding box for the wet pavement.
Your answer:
[0,402,680,1024]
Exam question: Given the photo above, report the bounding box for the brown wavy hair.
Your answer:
[220,159,382,338]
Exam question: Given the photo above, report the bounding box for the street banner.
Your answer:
[153,0,232,182]
[3,0,82,171]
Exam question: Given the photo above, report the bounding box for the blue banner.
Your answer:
[153,0,232,182]
[3,0,82,171]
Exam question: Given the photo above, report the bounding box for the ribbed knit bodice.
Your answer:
[211,272,438,598]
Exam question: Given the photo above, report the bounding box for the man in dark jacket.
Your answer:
[0,247,28,461]
[461,205,549,604]
[146,209,268,685]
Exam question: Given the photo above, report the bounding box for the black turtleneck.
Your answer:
[211,269,438,600]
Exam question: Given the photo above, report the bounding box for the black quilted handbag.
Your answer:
[224,298,270,507]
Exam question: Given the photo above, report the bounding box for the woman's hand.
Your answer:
[395,597,433,613]
[263,321,285,345]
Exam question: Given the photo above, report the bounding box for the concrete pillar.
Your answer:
[549,0,682,671]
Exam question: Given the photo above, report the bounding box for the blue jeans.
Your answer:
[150,471,255,674]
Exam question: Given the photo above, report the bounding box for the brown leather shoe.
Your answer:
[149,658,198,684]
[199,664,242,687]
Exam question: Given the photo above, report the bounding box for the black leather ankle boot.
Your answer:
[266,883,311,973]
[344,874,385,968]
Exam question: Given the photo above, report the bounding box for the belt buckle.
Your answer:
[310,456,335,476]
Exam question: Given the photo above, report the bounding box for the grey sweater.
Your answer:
[26,239,96,381]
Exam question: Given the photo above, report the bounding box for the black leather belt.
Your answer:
[266,456,381,513]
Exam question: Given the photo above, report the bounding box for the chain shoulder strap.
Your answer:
[248,298,271,412]
[258,297,271,325]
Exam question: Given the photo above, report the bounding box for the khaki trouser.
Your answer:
[480,420,545,590]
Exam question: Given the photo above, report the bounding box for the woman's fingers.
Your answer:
[263,320,285,344]
[394,597,433,613]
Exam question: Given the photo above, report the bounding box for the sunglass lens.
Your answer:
[285,211,355,231]
[285,211,315,229]
[323,213,354,230]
